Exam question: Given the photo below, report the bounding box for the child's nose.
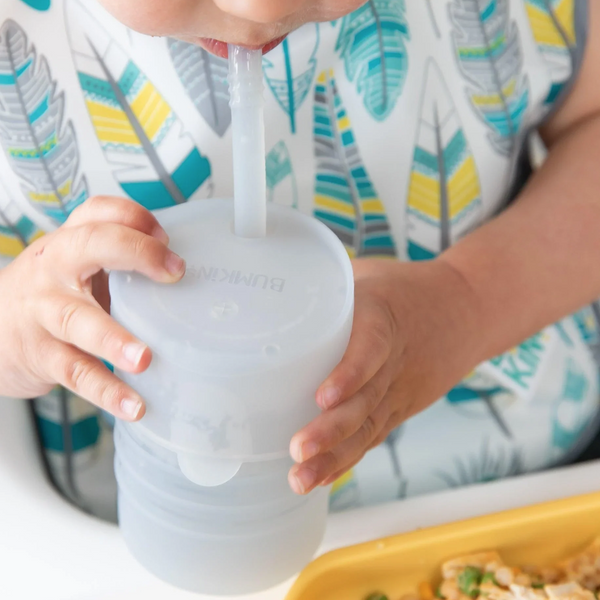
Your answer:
[214,0,307,24]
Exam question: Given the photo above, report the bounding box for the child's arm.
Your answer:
[288,2,600,494]
[0,197,185,421]
[441,16,600,365]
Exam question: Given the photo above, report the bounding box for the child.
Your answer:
[0,0,599,519]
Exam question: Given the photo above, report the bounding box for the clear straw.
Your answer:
[228,45,267,238]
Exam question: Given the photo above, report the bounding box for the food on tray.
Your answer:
[364,539,600,600]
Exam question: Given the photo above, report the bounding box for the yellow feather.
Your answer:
[526,4,567,47]
[315,195,356,216]
[361,199,386,214]
[86,100,138,145]
[131,82,171,141]
[448,157,481,219]
[556,0,576,44]
[408,171,441,219]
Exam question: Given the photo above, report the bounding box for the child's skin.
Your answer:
[1,0,600,497]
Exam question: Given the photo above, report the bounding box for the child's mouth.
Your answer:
[197,35,287,58]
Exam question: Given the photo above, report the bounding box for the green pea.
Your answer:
[365,593,389,600]
[458,567,483,598]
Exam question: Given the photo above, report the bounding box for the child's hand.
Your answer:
[0,197,185,421]
[288,258,484,494]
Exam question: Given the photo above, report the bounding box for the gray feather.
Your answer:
[168,39,231,137]
[0,20,87,223]
[450,0,529,155]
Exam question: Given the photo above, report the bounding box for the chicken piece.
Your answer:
[561,540,600,590]
[440,579,461,600]
[509,584,547,600]
[514,574,533,587]
[495,568,515,588]
[486,588,518,600]
[544,582,596,600]
[480,580,504,596]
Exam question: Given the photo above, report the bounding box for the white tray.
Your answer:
[1,398,599,600]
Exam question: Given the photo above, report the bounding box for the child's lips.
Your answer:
[196,35,287,58]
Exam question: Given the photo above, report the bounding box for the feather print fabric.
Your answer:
[335,0,409,121]
[407,60,482,260]
[451,0,529,155]
[525,0,577,106]
[0,0,592,515]
[167,39,231,137]
[313,70,396,258]
[0,20,87,224]
[263,25,319,133]
[266,140,298,207]
[0,178,42,256]
[66,0,211,210]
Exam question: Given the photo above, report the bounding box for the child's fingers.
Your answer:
[37,294,151,374]
[290,367,389,463]
[46,223,185,285]
[315,300,396,411]
[288,396,392,494]
[65,196,169,244]
[42,339,146,421]
[366,410,403,452]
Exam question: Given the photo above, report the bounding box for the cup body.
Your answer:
[115,422,329,595]
[109,200,354,593]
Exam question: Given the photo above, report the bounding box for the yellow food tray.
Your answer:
[285,490,600,600]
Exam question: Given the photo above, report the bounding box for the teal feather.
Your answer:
[167,39,231,137]
[0,21,88,224]
[20,0,51,10]
[447,384,512,438]
[263,25,319,134]
[313,70,396,258]
[266,141,298,207]
[451,0,529,155]
[335,0,409,121]
[552,359,589,450]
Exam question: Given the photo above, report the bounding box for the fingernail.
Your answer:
[166,252,185,276]
[290,439,319,462]
[319,386,341,409]
[122,343,147,367]
[289,467,316,494]
[120,398,143,420]
[152,225,169,245]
